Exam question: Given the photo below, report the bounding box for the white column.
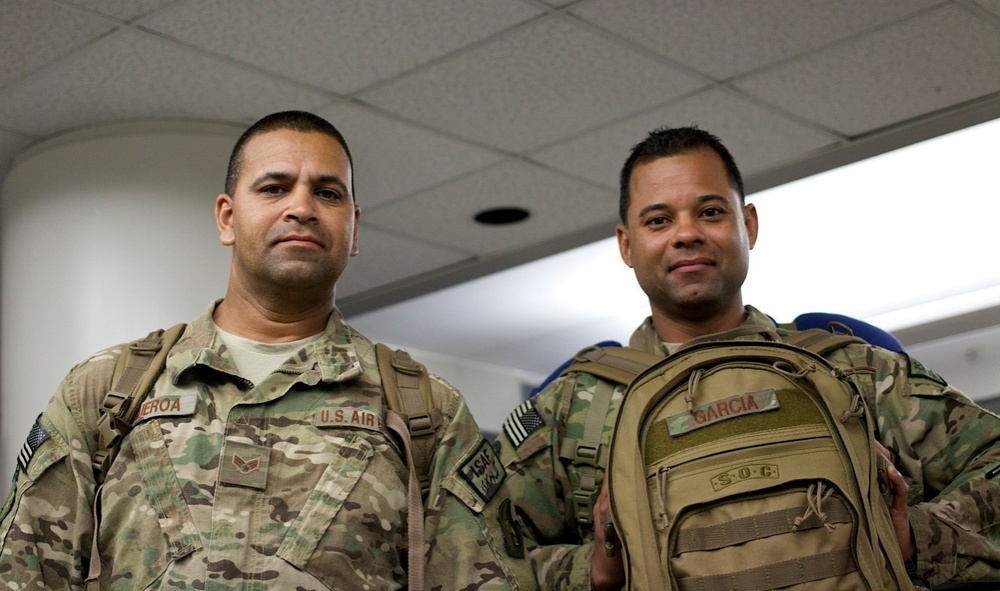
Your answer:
[1,122,241,494]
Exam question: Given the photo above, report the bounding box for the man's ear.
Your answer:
[215,193,235,246]
[350,205,360,257]
[616,223,633,268]
[744,202,758,250]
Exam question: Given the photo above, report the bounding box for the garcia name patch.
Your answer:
[459,439,505,504]
[502,399,543,448]
[18,416,50,473]
[666,389,780,436]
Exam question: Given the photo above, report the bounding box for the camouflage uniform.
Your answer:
[0,303,531,590]
[498,306,1000,589]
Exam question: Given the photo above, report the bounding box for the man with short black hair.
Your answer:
[498,125,1000,590]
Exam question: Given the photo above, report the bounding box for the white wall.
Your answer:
[907,325,1000,401]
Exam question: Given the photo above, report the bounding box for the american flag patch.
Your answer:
[502,400,543,448]
[18,417,50,473]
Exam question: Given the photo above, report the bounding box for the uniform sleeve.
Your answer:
[494,377,596,591]
[870,348,1000,586]
[0,363,106,590]
[421,377,536,590]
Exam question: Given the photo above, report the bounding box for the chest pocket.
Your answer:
[97,420,201,587]
[276,431,377,568]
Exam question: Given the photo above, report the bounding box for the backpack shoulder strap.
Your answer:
[782,327,866,357]
[557,345,661,538]
[561,344,662,386]
[375,343,440,591]
[92,323,186,484]
[87,323,185,590]
[375,343,439,496]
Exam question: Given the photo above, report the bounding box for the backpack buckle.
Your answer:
[573,490,595,526]
[407,412,435,438]
[574,442,601,466]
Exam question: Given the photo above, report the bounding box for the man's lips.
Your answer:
[669,257,714,272]
[277,234,322,247]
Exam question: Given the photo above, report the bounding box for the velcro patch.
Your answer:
[315,407,383,432]
[18,417,50,473]
[498,498,525,558]
[904,353,948,387]
[220,440,270,490]
[135,394,197,423]
[502,399,543,448]
[459,439,505,504]
[666,389,780,436]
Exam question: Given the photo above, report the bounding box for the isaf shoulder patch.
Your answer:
[459,438,505,504]
[502,399,543,448]
[18,416,51,473]
[904,353,948,387]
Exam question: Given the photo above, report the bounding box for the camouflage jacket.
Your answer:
[0,303,531,590]
[497,306,1000,589]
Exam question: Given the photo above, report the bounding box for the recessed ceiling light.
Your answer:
[474,206,530,225]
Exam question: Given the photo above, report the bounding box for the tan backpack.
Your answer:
[607,328,914,591]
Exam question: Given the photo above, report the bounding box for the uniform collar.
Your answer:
[164,300,365,385]
[627,305,777,354]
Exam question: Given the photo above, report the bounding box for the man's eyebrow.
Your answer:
[314,174,350,193]
[250,172,350,193]
[636,194,728,219]
[250,171,295,186]
[637,202,669,219]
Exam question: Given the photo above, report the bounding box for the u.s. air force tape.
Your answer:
[502,399,543,448]
[18,416,50,473]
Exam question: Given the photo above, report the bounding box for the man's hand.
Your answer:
[875,441,915,563]
[591,480,626,591]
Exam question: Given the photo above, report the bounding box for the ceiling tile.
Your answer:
[137,0,541,95]
[531,88,839,192]
[1,0,116,89]
[65,0,177,21]
[734,5,1000,136]
[362,159,616,255]
[315,103,504,208]
[571,0,941,80]
[337,225,470,299]
[0,29,330,137]
[359,15,706,153]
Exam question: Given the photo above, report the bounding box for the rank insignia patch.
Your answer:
[18,416,50,473]
[502,399,543,448]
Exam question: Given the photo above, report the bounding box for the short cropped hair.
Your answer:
[225,110,354,197]
[618,126,744,224]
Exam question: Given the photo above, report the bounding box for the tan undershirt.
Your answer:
[214,325,323,386]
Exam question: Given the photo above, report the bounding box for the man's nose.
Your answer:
[285,186,317,222]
